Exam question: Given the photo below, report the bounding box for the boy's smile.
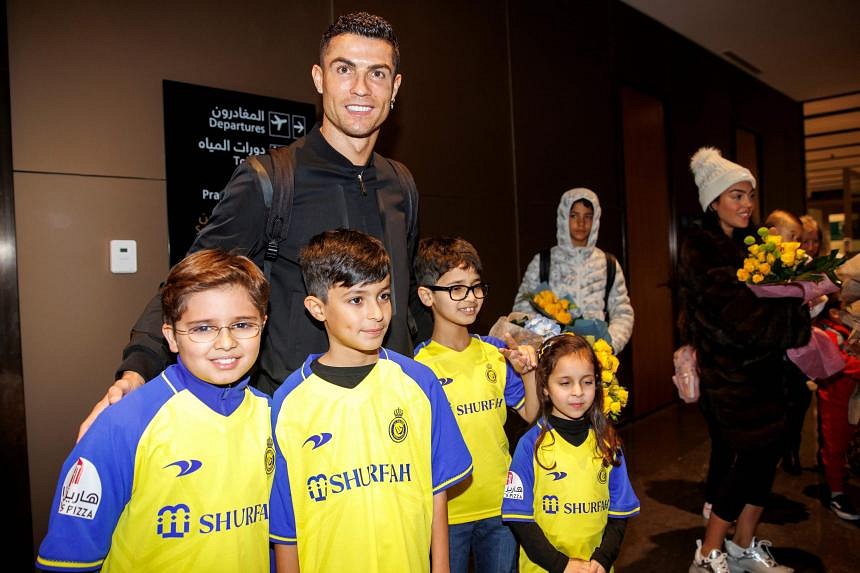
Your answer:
[162,285,265,386]
[309,276,392,366]
[421,265,484,328]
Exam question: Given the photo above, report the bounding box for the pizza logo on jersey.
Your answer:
[388,408,408,443]
[164,459,203,477]
[503,471,524,500]
[597,466,608,484]
[58,457,102,520]
[485,363,498,383]
[547,471,568,481]
[438,377,454,386]
[542,495,560,514]
[265,438,275,475]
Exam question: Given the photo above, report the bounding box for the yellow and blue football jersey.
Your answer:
[414,335,525,524]
[36,359,274,572]
[502,421,639,573]
[269,348,473,573]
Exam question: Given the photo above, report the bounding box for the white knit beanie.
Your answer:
[690,147,756,212]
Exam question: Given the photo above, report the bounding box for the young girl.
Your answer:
[502,334,639,573]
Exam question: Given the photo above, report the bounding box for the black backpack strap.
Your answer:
[539,248,551,284]
[604,251,617,321]
[385,158,416,226]
[247,146,296,281]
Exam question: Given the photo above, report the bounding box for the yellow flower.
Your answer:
[601,369,614,383]
[765,234,782,245]
[780,253,795,266]
[593,339,612,354]
[748,244,760,255]
[796,248,806,260]
[616,387,629,405]
[752,273,764,283]
[744,259,756,272]
[610,401,621,415]
[758,263,771,275]
[766,253,776,265]
[757,251,767,262]
[737,269,750,282]
[782,241,800,253]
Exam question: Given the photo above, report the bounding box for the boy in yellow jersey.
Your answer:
[269,229,473,573]
[36,250,274,572]
[413,236,539,573]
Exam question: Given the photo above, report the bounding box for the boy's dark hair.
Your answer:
[414,236,483,285]
[571,198,594,212]
[300,229,390,300]
[161,249,269,325]
[533,333,621,469]
[320,12,400,73]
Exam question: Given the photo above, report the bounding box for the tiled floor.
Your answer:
[614,398,859,572]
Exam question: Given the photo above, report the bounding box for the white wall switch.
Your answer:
[110,240,137,274]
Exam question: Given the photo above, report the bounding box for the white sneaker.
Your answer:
[725,538,793,573]
[690,540,730,573]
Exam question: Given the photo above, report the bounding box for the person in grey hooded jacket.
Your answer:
[512,188,634,353]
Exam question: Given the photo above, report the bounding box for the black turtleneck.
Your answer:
[508,416,628,573]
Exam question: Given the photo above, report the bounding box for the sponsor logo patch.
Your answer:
[58,457,102,520]
[503,471,524,500]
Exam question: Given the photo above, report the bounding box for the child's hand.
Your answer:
[563,558,591,573]
[499,333,537,375]
[588,560,606,573]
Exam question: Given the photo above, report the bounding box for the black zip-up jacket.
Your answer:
[118,124,420,395]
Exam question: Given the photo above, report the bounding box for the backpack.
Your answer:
[245,145,417,281]
[539,248,617,320]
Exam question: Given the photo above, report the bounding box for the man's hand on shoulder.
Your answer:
[76,371,145,442]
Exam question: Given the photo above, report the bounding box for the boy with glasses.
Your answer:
[36,249,274,572]
[413,236,539,573]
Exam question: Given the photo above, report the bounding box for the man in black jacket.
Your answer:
[80,12,419,436]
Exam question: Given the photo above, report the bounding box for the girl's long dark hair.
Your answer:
[533,334,621,469]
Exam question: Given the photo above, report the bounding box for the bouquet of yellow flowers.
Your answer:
[530,288,576,326]
[591,337,629,422]
[737,227,844,301]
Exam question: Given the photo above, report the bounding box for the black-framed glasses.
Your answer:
[172,322,262,343]
[422,283,489,301]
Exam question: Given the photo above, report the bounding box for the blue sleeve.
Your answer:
[426,365,473,493]
[268,380,299,545]
[35,388,162,571]
[268,439,296,544]
[482,336,526,410]
[608,449,640,518]
[502,429,537,522]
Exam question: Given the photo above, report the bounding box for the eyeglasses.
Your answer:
[172,322,262,343]
[422,283,489,301]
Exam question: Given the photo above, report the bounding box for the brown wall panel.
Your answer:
[621,87,675,415]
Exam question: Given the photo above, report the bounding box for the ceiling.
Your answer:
[621,0,860,199]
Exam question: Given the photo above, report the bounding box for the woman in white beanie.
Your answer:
[678,148,810,573]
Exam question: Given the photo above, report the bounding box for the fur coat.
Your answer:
[678,216,811,449]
